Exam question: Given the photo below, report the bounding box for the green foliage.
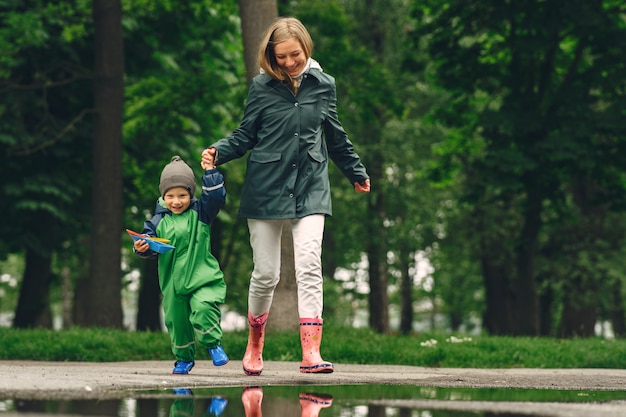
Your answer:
[4,0,626,337]
[408,0,626,335]
[1,327,626,369]
[0,0,94,263]
[0,254,22,316]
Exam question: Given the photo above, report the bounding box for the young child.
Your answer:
[133,154,228,374]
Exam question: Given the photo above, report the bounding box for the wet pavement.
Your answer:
[0,360,625,416]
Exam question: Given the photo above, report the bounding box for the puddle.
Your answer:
[2,385,625,417]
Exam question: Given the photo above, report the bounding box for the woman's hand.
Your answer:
[201,149,215,170]
[354,178,371,193]
[202,147,217,170]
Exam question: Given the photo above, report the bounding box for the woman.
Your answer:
[202,16,370,375]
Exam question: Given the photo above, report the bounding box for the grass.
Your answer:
[1,326,625,368]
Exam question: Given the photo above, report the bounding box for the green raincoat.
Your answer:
[211,67,368,219]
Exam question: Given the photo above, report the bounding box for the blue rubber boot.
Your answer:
[172,388,193,395]
[172,360,195,374]
[208,345,229,366]
[207,397,228,416]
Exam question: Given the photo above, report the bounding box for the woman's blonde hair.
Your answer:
[258,17,313,83]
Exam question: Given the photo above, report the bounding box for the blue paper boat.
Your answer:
[126,229,175,253]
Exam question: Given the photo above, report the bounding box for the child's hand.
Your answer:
[201,148,216,170]
[134,239,150,253]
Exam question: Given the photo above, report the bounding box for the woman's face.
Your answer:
[273,37,307,77]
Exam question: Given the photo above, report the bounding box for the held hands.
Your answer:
[354,178,371,193]
[201,147,217,170]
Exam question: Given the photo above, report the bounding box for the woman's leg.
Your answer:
[291,215,333,373]
[244,219,283,375]
[247,219,283,315]
[291,214,325,318]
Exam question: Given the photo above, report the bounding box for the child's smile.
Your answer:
[164,187,191,214]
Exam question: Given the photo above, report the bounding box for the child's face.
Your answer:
[163,187,191,214]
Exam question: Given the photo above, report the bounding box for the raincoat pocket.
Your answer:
[249,151,281,164]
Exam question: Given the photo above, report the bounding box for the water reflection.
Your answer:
[2,385,625,416]
[241,387,262,417]
[169,391,227,417]
[242,387,333,417]
[166,387,333,417]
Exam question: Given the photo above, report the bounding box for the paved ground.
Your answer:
[0,361,625,416]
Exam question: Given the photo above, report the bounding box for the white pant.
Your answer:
[247,215,325,318]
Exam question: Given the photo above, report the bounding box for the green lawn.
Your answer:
[1,326,624,368]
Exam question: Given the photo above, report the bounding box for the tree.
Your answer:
[239,0,278,83]
[1,1,94,328]
[413,0,626,336]
[86,0,124,327]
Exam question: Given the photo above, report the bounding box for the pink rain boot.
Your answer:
[299,318,334,373]
[299,393,333,417]
[242,386,263,417]
[243,311,269,376]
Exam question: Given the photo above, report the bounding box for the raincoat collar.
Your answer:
[260,58,324,84]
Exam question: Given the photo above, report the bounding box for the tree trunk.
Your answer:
[60,266,73,329]
[136,258,162,331]
[481,258,515,335]
[512,187,542,335]
[270,224,298,330]
[13,246,53,329]
[537,275,554,336]
[609,279,626,337]
[348,0,391,334]
[559,298,597,338]
[238,0,278,83]
[73,274,90,326]
[71,236,91,326]
[557,176,609,338]
[87,0,124,328]
[13,210,56,328]
[399,248,413,335]
[366,184,390,334]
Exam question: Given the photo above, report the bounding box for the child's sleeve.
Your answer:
[200,168,226,225]
[134,211,160,259]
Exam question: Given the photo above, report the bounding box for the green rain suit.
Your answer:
[136,168,226,362]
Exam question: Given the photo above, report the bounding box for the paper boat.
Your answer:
[126,229,175,253]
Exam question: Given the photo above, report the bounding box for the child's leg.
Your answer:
[189,284,226,349]
[162,289,196,362]
[190,284,229,366]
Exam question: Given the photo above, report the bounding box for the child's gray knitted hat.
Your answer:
[159,156,196,197]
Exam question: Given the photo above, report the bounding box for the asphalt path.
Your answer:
[0,360,625,416]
